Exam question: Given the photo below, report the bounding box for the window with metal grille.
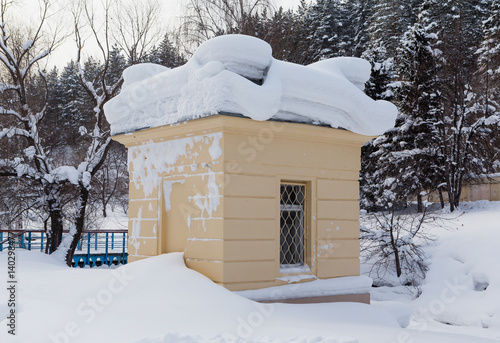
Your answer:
[280,183,307,269]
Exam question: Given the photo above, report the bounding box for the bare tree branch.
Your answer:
[180,0,275,51]
[111,0,162,64]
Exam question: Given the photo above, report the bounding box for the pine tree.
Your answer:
[366,0,421,58]
[477,0,500,171]
[38,67,63,148]
[362,0,422,101]
[58,60,89,147]
[106,46,127,86]
[361,2,446,211]
[302,0,343,62]
[479,0,500,93]
[422,0,492,210]
[295,1,316,64]
[146,34,186,68]
[392,17,444,210]
[344,0,375,57]
[362,43,396,101]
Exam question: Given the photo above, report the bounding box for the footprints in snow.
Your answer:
[473,274,490,292]
[450,255,489,291]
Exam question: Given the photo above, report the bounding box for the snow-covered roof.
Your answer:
[103,35,397,136]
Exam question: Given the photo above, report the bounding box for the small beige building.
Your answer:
[105,35,397,298]
[114,115,369,292]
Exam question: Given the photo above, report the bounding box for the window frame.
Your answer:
[277,179,314,275]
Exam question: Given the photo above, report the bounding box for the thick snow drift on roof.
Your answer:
[104,35,397,136]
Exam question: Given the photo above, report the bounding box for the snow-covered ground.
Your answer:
[368,201,500,341]
[1,201,499,342]
[405,201,500,340]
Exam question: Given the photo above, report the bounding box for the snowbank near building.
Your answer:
[104,35,397,136]
[1,249,497,342]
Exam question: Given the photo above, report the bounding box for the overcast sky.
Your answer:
[15,0,303,69]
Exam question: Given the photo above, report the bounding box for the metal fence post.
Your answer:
[87,232,91,267]
[122,232,126,264]
[105,233,109,265]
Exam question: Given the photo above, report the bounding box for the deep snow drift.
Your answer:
[2,200,500,343]
[366,201,500,341]
[408,201,500,338]
[0,252,495,343]
[104,35,397,136]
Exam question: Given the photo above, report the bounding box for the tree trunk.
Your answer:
[64,185,90,267]
[417,193,423,213]
[389,210,402,277]
[44,183,64,254]
[448,187,461,212]
[43,219,50,254]
[454,181,462,210]
[453,195,460,211]
[438,188,445,209]
[47,204,64,254]
[392,235,402,277]
[449,190,455,212]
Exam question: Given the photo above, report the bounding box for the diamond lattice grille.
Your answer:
[280,183,306,267]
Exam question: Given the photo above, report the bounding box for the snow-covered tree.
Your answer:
[429,0,493,210]
[42,66,62,145]
[391,16,444,211]
[0,0,69,252]
[57,60,91,146]
[361,206,433,287]
[344,0,374,57]
[298,0,371,62]
[478,0,500,100]
[302,0,343,61]
[365,0,421,58]
[260,7,306,63]
[105,46,127,85]
[362,44,396,101]
[0,0,154,264]
[53,1,128,265]
[477,0,500,170]
[146,34,186,68]
[362,0,497,212]
[362,0,421,101]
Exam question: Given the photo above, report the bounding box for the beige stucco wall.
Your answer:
[460,177,500,202]
[428,176,500,203]
[114,115,368,291]
[122,122,224,265]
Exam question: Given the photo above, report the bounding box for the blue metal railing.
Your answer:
[0,229,128,267]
